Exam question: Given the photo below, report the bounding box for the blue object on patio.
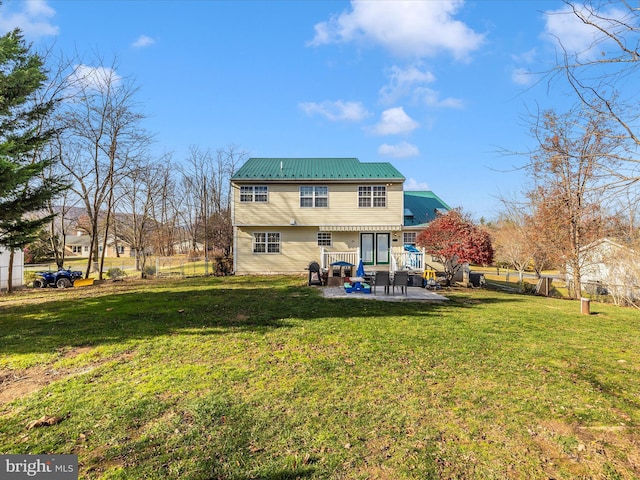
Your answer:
[330,261,355,267]
[356,259,365,277]
[346,259,366,291]
[404,244,421,268]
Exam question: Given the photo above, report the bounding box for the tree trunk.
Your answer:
[7,248,15,294]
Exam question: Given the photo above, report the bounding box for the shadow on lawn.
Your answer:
[233,468,315,480]
[0,282,524,356]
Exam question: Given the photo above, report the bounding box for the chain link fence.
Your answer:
[23,255,233,285]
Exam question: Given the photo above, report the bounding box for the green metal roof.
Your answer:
[231,158,405,182]
[403,191,451,227]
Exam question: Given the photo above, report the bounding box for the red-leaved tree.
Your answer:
[416,209,493,286]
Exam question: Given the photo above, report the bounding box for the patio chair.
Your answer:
[392,271,409,296]
[373,271,390,295]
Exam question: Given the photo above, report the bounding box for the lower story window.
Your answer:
[253,232,281,254]
[403,232,417,246]
[317,232,332,246]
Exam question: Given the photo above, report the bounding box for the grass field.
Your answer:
[25,256,224,281]
[1,276,639,479]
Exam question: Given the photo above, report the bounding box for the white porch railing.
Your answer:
[392,248,425,271]
[320,247,360,271]
[320,247,429,272]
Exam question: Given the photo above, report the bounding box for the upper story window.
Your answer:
[358,185,386,208]
[300,186,328,208]
[240,185,268,203]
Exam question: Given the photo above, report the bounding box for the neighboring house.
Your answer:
[568,238,640,303]
[65,233,132,258]
[65,233,91,257]
[172,240,204,256]
[230,158,450,275]
[0,246,24,290]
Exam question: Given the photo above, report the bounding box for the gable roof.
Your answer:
[403,191,451,227]
[231,158,405,182]
[580,238,639,256]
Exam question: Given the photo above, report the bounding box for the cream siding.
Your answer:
[234,227,368,274]
[236,227,315,274]
[233,182,403,227]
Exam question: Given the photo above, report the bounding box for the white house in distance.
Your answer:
[0,247,24,290]
[570,238,640,304]
[230,157,450,275]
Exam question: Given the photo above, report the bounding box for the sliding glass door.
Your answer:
[360,232,390,265]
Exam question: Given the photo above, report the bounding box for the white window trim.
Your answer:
[358,185,387,208]
[317,232,332,247]
[403,232,417,245]
[300,186,328,208]
[240,185,269,203]
[253,231,281,254]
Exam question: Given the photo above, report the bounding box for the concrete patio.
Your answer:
[320,285,448,302]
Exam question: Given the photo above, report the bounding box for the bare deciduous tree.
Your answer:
[525,105,622,298]
[58,58,150,279]
[177,145,246,272]
[550,1,640,185]
[492,216,531,283]
[115,156,168,276]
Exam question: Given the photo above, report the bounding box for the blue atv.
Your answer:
[32,268,84,289]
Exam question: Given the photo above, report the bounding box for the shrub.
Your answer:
[107,268,126,281]
[143,265,156,277]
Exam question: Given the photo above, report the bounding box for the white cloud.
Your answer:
[68,65,122,93]
[132,35,156,48]
[404,178,430,191]
[414,87,463,108]
[25,0,55,17]
[369,107,419,136]
[380,63,463,108]
[299,100,370,122]
[379,64,436,104]
[309,0,484,60]
[543,4,628,61]
[0,0,58,38]
[509,48,541,86]
[511,67,534,86]
[511,48,537,65]
[378,142,419,159]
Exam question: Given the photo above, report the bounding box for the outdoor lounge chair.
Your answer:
[373,271,390,295]
[392,271,409,295]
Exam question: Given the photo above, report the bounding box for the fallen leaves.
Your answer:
[27,414,66,429]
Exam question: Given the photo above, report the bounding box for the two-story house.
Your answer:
[230,157,450,275]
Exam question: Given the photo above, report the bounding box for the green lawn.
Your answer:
[1,277,639,479]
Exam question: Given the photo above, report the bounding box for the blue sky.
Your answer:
[0,0,611,219]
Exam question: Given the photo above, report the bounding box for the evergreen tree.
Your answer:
[0,29,64,292]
